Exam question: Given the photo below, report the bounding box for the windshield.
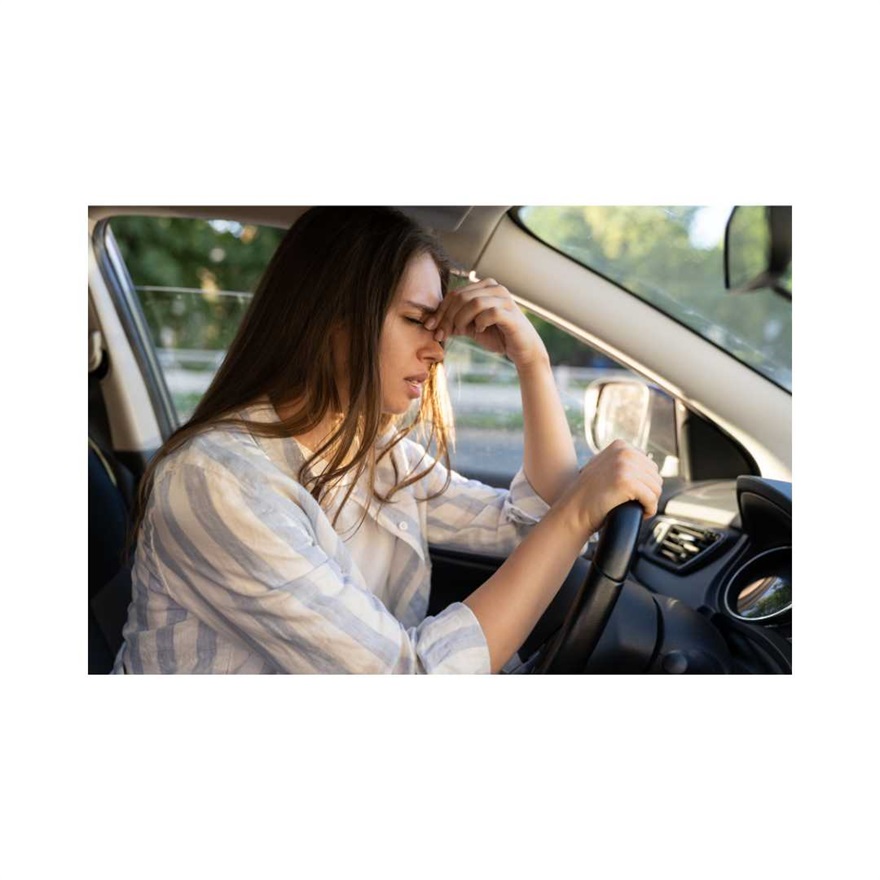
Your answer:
[516,206,792,391]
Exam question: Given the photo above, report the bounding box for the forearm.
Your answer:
[463,495,590,673]
[518,355,579,505]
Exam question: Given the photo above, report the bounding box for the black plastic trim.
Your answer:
[724,206,792,301]
[721,545,791,625]
[736,476,792,537]
[710,613,792,673]
[684,408,760,480]
[641,517,736,575]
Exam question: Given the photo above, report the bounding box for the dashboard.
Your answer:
[625,476,792,672]
[432,475,793,673]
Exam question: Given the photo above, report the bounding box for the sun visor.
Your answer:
[396,206,473,232]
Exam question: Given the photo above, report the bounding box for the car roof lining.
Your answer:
[87,206,512,268]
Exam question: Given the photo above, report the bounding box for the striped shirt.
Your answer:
[113,400,551,674]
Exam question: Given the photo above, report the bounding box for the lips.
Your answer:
[404,373,428,398]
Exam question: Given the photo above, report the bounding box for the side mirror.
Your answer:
[724,206,791,298]
[584,379,680,477]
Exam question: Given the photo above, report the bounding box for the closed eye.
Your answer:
[405,316,427,326]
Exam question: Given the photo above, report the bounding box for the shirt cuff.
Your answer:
[410,601,491,674]
[504,465,552,525]
[505,465,596,552]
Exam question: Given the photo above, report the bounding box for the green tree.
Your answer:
[110,216,285,351]
[519,206,791,385]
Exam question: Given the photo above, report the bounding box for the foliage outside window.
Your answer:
[110,216,285,420]
[517,206,792,391]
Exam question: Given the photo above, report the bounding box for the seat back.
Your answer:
[88,438,135,672]
[88,341,137,672]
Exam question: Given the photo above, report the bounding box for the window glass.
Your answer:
[516,206,792,391]
[443,311,649,481]
[109,216,284,421]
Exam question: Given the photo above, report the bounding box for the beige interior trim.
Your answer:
[88,219,162,451]
[439,206,511,269]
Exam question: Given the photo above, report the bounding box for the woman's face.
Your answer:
[378,252,445,414]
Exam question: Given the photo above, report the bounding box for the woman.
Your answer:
[114,206,662,674]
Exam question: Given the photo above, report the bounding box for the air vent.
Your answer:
[647,520,723,570]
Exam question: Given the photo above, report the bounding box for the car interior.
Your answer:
[88,205,792,674]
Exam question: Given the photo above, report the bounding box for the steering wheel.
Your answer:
[533,501,644,674]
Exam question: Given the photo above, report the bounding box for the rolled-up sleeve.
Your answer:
[147,460,491,674]
[401,440,552,555]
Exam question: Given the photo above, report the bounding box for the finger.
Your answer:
[432,292,509,341]
[424,292,457,335]
[633,463,663,501]
[620,444,661,481]
[629,452,662,491]
[641,459,664,496]
[627,475,661,518]
[452,277,503,297]
[449,296,511,336]
[473,306,507,335]
[425,281,509,332]
[427,286,496,328]
[606,448,662,511]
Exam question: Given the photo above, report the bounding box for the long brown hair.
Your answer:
[129,206,455,544]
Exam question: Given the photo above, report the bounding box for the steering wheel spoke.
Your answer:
[534,501,644,674]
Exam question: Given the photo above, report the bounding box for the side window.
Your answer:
[444,311,646,484]
[108,216,285,422]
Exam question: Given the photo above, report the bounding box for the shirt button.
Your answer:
[398,521,408,531]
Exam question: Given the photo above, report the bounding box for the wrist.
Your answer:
[513,349,551,376]
[553,484,599,542]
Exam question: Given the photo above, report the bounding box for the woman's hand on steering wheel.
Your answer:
[562,439,663,541]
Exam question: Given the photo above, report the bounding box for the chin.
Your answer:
[382,397,418,416]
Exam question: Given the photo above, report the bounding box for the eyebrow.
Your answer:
[402,300,440,314]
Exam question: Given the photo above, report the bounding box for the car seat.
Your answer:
[88,341,135,673]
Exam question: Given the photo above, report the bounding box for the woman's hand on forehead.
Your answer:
[422,277,547,369]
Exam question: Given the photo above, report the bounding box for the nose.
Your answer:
[421,336,445,364]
